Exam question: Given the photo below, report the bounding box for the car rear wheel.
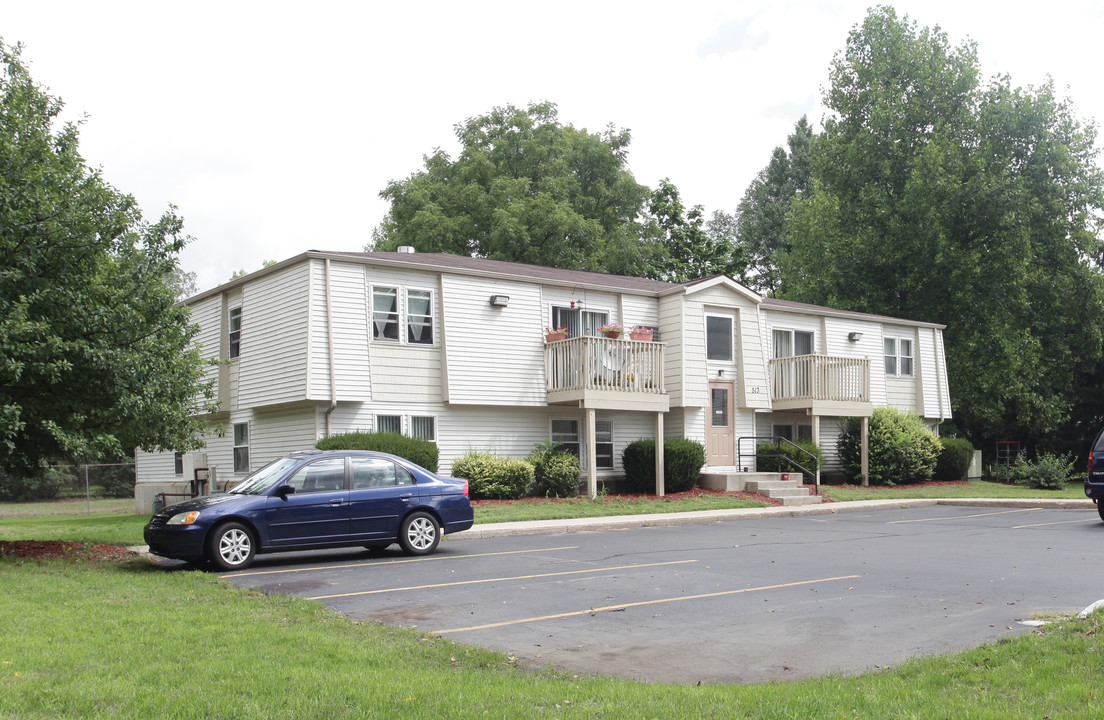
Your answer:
[398,512,440,555]
[207,521,255,571]
[1097,502,1104,522]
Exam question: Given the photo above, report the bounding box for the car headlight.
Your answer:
[167,511,201,525]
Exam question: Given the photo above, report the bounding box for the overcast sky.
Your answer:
[4,0,1102,293]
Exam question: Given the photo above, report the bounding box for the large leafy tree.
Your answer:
[0,42,214,469]
[781,6,1104,446]
[647,179,747,282]
[372,102,657,274]
[736,116,813,294]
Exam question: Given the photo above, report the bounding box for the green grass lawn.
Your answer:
[2,556,1102,719]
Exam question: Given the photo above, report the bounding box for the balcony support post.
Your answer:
[586,407,598,499]
[655,411,665,496]
[860,415,870,486]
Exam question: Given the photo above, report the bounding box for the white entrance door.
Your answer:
[706,381,735,466]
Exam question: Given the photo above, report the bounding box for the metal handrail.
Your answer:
[738,435,820,495]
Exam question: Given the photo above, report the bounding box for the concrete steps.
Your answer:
[700,469,822,506]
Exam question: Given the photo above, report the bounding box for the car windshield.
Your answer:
[231,458,302,495]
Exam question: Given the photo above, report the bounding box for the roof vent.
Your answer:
[397,246,416,254]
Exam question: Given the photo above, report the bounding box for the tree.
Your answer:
[371,102,657,275]
[646,179,747,282]
[0,42,214,469]
[736,116,813,294]
[781,6,1104,448]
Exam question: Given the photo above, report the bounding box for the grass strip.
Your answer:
[1,558,1103,719]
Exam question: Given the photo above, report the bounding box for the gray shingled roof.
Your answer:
[321,251,682,294]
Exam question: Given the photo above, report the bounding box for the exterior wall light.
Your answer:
[489,295,510,307]
[848,331,863,341]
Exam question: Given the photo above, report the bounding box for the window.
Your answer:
[376,415,402,434]
[884,337,914,377]
[372,287,399,341]
[711,388,729,427]
[595,420,614,469]
[551,419,580,458]
[772,329,814,359]
[233,423,250,473]
[552,306,608,337]
[286,458,346,493]
[772,423,794,441]
[410,416,436,442]
[174,452,184,476]
[706,316,732,361]
[351,457,413,488]
[406,290,433,344]
[372,286,435,345]
[228,307,242,359]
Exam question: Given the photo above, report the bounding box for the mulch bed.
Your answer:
[0,540,136,563]
[471,487,782,507]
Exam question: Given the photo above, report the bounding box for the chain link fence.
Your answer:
[0,463,135,503]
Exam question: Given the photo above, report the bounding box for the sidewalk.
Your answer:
[449,497,1095,540]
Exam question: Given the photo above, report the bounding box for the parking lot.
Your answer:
[217,505,1104,684]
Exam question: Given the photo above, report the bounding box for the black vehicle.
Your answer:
[1084,429,1104,520]
[144,450,473,570]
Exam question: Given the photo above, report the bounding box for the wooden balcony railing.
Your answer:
[769,354,870,404]
[545,336,665,396]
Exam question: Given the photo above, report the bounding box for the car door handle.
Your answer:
[400,493,413,499]
[330,499,345,506]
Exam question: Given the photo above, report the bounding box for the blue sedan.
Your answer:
[144,449,474,570]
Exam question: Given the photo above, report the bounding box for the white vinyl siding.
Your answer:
[308,260,372,403]
[440,274,547,406]
[237,263,311,408]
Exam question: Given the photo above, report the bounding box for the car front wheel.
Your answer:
[207,521,255,571]
[398,512,440,555]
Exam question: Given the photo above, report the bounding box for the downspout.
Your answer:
[932,327,946,428]
[324,258,338,436]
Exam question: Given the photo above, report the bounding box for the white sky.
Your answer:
[4,0,1102,293]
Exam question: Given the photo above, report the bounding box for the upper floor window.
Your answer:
[884,337,914,377]
[228,307,242,359]
[772,329,814,358]
[371,286,435,345]
[552,306,608,338]
[706,316,733,361]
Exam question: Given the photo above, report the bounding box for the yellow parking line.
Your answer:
[308,560,698,600]
[887,508,1039,524]
[222,546,579,578]
[434,574,862,635]
[1013,518,1099,529]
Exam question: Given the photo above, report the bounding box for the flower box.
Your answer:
[629,329,654,341]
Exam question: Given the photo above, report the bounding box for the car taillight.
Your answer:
[1090,452,1095,473]
[462,480,469,497]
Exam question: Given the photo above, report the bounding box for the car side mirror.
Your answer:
[275,483,296,498]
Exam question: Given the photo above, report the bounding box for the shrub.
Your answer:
[621,438,705,494]
[1009,452,1073,490]
[450,450,534,500]
[98,464,137,498]
[316,431,439,473]
[837,408,940,485]
[934,437,975,482]
[0,467,66,502]
[756,439,823,481]
[528,442,581,498]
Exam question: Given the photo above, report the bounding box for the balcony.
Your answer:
[545,336,669,412]
[770,354,872,416]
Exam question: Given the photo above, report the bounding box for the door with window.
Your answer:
[265,457,350,546]
[772,329,814,398]
[707,381,735,466]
